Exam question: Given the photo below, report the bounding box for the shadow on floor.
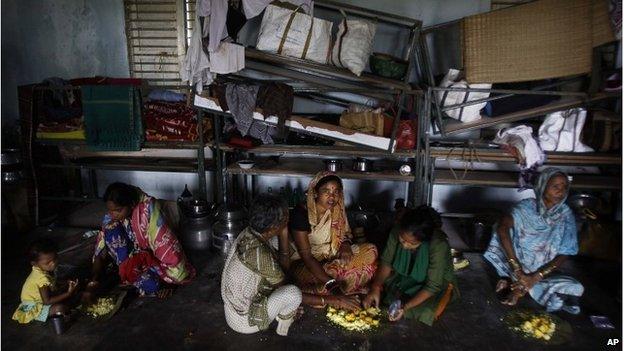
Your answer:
[1,225,622,351]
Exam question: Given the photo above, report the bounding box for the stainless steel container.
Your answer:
[180,199,214,251]
[212,205,247,257]
[352,157,372,172]
[324,159,343,172]
[181,216,213,250]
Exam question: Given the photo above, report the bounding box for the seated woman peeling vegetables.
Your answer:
[484,168,584,313]
[363,206,458,326]
[89,182,195,298]
[288,172,378,311]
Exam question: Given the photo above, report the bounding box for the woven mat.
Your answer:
[462,0,594,83]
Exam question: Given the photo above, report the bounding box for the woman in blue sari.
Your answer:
[484,168,583,313]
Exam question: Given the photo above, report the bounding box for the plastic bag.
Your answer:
[396,120,416,150]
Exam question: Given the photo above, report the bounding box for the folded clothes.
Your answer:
[147,90,186,102]
[143,101,211,142]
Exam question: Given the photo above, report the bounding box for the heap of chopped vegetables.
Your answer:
[513,313,556,341]
[85,297,116,318]
[326,306,381,332]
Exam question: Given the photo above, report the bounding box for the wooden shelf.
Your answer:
[434,169,620,190]
[430,147,621,166]
[221,144,417,158]
[41,157,213,173]
[226,159,415,182]
[442,92,619,135]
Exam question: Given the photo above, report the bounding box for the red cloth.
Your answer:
[118,251,160,284]
[143,101,207,141]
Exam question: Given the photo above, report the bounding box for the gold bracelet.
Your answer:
[541,265,555,277]
[508,258,521,272]
[321,296,326,307]
[537,271,544,279]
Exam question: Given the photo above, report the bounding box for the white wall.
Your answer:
[3,0,497,213]
[1,0,130,131]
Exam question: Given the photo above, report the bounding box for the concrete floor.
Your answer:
[1,221,622,350]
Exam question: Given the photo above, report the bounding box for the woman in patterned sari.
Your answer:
[484,168,583,313]
[89,182,195,297]
[288,172,377,308]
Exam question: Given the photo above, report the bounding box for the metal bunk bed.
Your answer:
[193,0,434,208]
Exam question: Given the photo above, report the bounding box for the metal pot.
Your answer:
[181,216,213,251]
[450,249,464,264]
[352,157,373,172]
[186,199,213,218]
[212,205,247,257]
[568,193,601,220]
[180,200,214,251]
[324,159,343,172]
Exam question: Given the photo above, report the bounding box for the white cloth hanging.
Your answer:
[180,5,214,94]
[198,0,229,53]
[494,125,546,170]
[538,108,594,152]
[210,42,245,74]
[242,0,314,19]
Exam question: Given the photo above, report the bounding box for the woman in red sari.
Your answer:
[89,183,195,297]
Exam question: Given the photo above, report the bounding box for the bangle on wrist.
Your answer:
[321,296,326,307]
[325,279,336,288]
[537,271,544,279]
[508,258,521,272]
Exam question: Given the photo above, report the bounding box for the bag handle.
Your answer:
[335,10,349,67]
[277,4,306,55]
[301,16,315,59]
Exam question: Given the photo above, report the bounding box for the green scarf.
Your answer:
[389,240,430,296]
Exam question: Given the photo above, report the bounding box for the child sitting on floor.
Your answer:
[12,238,78,324]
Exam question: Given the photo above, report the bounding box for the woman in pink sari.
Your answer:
[89,182,195,297]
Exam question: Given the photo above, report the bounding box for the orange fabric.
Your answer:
[290,243,378,295]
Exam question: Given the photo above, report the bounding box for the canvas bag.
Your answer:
[339,104,385,136]
[256,4,333,64]
[538,108,594,152]
[435,69,492,123]
[330,11,376,76]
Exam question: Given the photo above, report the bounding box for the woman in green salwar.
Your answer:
[363,206,459,325]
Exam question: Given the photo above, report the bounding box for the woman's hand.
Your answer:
[362,286,381,309]
[67,279,79,294]
[388,308,404,322]
[329,295,360,312]
[338,242,353,264]
[512,272,541,293]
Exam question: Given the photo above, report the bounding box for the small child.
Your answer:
[12,238,78,324]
